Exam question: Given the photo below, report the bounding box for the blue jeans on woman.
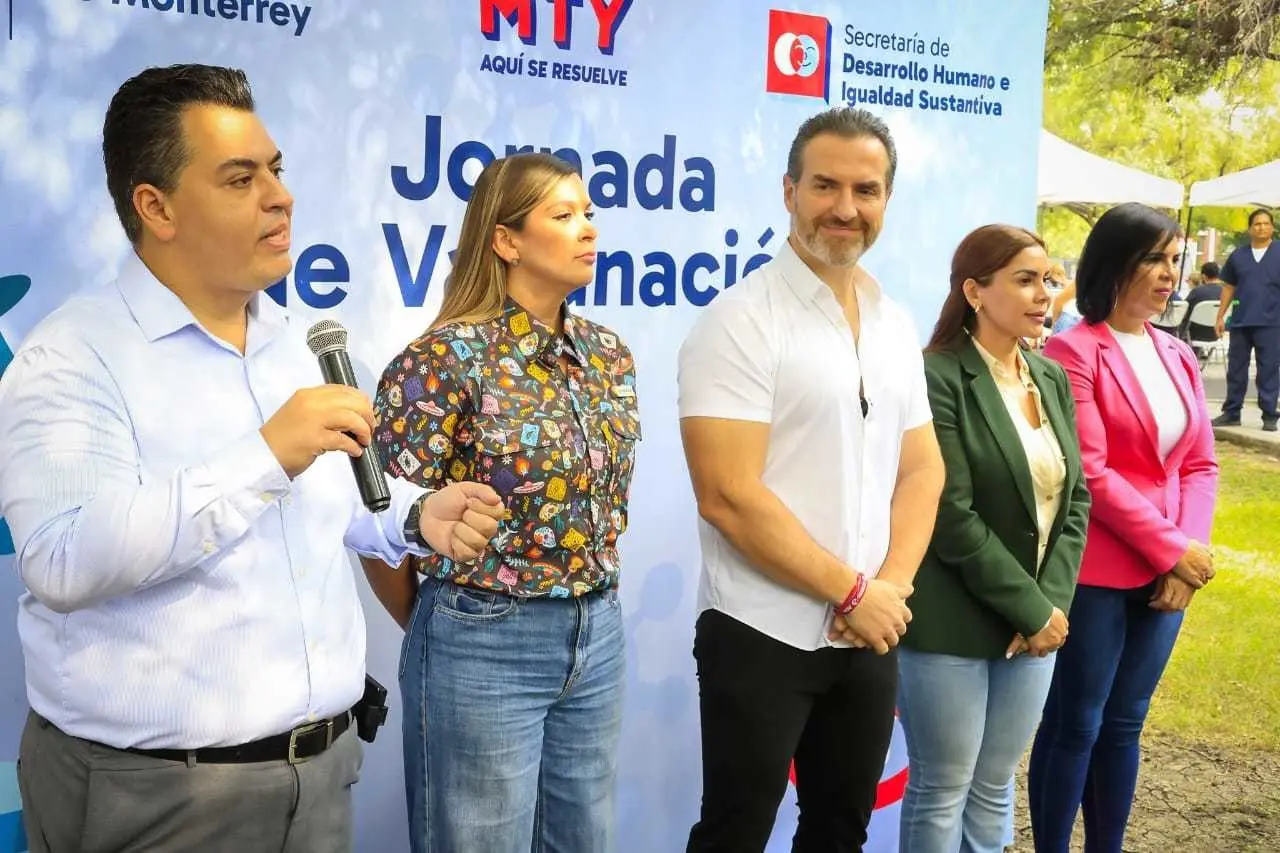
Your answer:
[399,576,626,853]
[1028,582,1184,853]
[897,647,1057,853]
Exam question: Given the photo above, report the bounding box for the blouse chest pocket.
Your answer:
[601,402,641,446]
[471,414,561,456]
[470,411,580,500]
[597,394,642,471]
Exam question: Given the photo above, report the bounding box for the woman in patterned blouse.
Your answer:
[366,152,640,853]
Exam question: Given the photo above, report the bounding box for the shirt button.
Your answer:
[202,540,215,554]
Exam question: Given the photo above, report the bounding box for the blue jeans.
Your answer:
[1028,583,1184,853]
[897,647,1056,853]
[399,577,626,853]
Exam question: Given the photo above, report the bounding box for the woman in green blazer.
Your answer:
[896,225,1091,853]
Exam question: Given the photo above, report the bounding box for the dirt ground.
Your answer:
[1008,732,1280,852]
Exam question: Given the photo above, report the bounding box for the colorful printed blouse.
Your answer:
[373,298,641,598]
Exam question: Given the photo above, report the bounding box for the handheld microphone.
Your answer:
[306,320,392,514]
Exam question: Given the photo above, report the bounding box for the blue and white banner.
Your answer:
[0,1,1048,849]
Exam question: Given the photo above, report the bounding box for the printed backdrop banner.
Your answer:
[0,1,1048,850]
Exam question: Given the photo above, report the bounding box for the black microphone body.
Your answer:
[307,322,392,514]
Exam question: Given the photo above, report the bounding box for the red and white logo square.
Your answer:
[765,9,831,100]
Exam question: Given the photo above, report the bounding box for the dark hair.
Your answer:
[786,108,897,191]
[1075,203,1182,325]
[1249,208,1274,227]
[103,64,255,244]
[1200,261,1220,279]
[926,224,1046,352]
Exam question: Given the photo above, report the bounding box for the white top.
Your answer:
[972,340,1066,569]
[677,241,932,650]
[0,253,431,749]
[1108,326,1189,460]
[1253,246,1267,263]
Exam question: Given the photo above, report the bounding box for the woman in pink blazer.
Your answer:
[1029,203,1219,853]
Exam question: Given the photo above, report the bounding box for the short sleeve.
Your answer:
[677,295,775,423]
[1220,251,1238,287]
[900,311,932,430]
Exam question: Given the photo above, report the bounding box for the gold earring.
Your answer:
[510,256,520,267]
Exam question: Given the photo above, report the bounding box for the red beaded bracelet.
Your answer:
[836,573,868,615]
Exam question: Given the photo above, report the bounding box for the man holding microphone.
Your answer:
[0,64,503,853]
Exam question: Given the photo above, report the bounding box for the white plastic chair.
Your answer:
[1185,300,1224,368]
[1152,301,1188,335]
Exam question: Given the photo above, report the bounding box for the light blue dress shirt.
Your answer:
[0,253,428,749]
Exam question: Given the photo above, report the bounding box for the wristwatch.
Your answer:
[403,493,431,549]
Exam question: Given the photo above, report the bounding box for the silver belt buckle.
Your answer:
[287,718,334,765]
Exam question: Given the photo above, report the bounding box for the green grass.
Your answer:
[1147,443,1280,751]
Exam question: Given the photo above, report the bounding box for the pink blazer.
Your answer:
[1043,322,1218,589]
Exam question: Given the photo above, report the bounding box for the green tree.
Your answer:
[1039,32,1280,260]
[1047,0,1280,95]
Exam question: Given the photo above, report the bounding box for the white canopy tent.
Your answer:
[1189,159,1280,207]
[1038,130,1185,209]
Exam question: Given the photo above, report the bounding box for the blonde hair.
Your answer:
[432,152,579,329]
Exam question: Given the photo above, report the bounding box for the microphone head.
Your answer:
[306,319,348,356]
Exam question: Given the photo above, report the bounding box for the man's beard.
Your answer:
[795,216,872,267]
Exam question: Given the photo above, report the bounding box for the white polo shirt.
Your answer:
[677,241,931,651]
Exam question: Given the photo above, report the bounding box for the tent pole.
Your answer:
[1181,203,1195,285]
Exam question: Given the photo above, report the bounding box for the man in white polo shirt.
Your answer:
[677,107,946,852]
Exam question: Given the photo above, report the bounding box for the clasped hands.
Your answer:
[1005,606,1068,659]
[1005,539,1216,657]
[1150,538,1215,612]
[827,577,913,654]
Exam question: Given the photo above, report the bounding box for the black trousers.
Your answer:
[686,609,899,853]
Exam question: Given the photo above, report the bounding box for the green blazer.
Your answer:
[902,339,1091,659]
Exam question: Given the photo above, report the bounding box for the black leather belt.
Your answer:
[125,710,351,765]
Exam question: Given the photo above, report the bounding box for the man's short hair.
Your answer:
[786,108,897,191]
[103,64,255,244]
[1200,261,1220,279]
[1248,208,1274,227]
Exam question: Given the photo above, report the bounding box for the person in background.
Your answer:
[365,152,639,853]
[0,64,502,853]
[1045,262,1069,299]
[1030,202,1219,853]
[1178,262,1224,339]
[1049,266,1082,336]
[1213,208,1279,430]
[897,225,1090,853]
[677,107,945,853]
[1026,263,1066,347]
